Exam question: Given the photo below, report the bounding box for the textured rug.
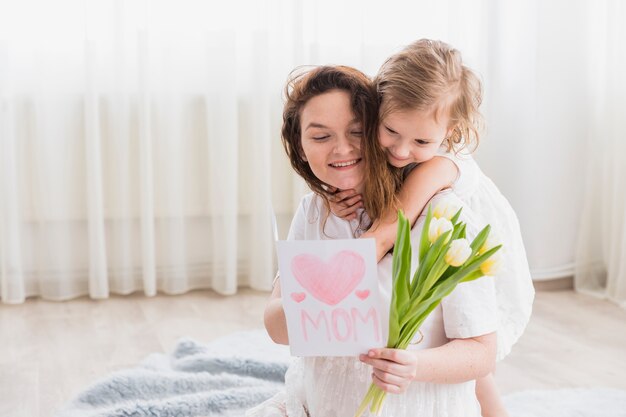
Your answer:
[55,330,291,417]
[57,330,626,417]
[503,387,626,417]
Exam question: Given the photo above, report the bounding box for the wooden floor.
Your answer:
[1,288,625,417]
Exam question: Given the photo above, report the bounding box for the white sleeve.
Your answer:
[442,271,498,339]
[286,196,309,241]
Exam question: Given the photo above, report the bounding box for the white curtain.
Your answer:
[574,1,626,308]
[0,0,622,304]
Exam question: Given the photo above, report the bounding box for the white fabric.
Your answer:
[574,1,626,308]
[0,1,622,303]
[433,150,535,360]
[247,192,497,417]
[0,1,296,302]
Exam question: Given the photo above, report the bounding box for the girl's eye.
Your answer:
[385,126,398,135]
[351,131,363,136]
[312,135,330,140]
[416,139,430,145]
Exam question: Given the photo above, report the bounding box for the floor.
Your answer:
[1,288,625,417]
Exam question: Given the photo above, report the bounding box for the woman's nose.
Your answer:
[333,134,355,154]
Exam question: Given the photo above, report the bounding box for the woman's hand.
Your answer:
[328,187,362,220]
[359,348,418,394]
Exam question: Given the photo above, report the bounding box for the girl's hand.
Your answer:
[328,187,363,220]
[359,348,418,394]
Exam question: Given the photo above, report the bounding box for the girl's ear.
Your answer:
[445,124,457,139]
[445,124,460,144]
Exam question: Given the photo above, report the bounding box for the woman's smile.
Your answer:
[328,158,362,169]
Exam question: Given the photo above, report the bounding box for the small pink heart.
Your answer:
[291,292,306,303]
[355,289,370,300]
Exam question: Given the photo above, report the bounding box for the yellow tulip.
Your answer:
[433,200,461,220]
[479,233,500,255]
[480,251,503,276]
[444,239,472,267]
[428,217,453,244]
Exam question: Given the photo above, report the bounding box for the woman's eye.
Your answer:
[312,135,330,140]
[385,126,398,135]
[351,131,363,136]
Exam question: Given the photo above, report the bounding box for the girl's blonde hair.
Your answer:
[282,66,399,226]
[375,39,483,152]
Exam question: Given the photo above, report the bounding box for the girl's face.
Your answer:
[300,90,365,192]
[378,108,452,168]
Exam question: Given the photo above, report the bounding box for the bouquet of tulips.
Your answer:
[355,201,502,417]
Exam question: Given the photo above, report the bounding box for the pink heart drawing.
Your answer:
[291,250,366,306]
[355,289,370,300]
[291,292,306,303]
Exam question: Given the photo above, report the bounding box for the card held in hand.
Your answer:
[276,238,384,356]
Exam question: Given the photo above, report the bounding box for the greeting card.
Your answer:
[276,238,383,356]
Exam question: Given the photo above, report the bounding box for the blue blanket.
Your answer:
[56,330,291,417]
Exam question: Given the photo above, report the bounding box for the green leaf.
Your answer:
[450,207,463,224]
[418,205,433,263]
[459,224,467,239]
[396,299,442,348]
[427,245,502,300]
[450,221,465,242]
[463,244,502,271]
[411,229,452,296]
[388,211,412,348]
[461,270,484,283]
[469,225,491,255]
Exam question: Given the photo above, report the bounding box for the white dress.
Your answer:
[247,191,498,417]
[430,149,535,361]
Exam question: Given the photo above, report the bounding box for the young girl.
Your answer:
[248,65,499,417]
[331,39,535,417]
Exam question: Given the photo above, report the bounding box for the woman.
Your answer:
[249,65,498,417]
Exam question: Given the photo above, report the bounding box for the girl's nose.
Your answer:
[393,141,411,158]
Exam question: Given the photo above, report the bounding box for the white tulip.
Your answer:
[433,200,461,220]
[480,250,503,276]
[479,232,500,255]
[444,239,472,267]
[428,217,453,244]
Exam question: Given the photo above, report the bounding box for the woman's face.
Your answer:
[300,90,365,192]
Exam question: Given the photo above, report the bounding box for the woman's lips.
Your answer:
[328,158,362,169]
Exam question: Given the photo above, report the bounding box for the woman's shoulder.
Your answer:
[296,192,326,216]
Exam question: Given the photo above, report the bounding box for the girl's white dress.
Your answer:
[432,149,535,361]
[247,191,499,417]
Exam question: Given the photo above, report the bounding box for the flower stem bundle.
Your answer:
[355,202,501,417]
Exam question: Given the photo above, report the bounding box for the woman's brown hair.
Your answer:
[282,65,398,225]
[375,39,483,153]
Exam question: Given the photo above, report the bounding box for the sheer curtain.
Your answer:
[0,0,621,304]
[0,0,296,302]
[574,1,626,308]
